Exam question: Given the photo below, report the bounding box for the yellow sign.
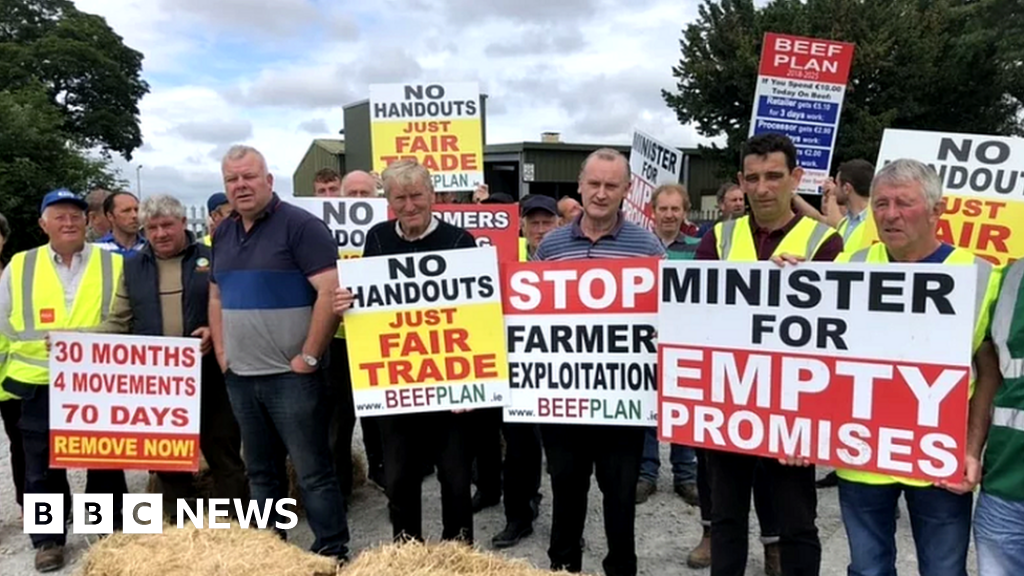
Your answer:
[369,82,484,192]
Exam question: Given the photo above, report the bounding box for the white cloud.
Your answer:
[72,0,714,205]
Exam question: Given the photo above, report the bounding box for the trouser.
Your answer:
[157,357,247,511]
[706,451,819,576]
[1,398,26,509]
[541,423,645,576]
[696,448,779,541]
[14,383,127,548]
[378,410,474,543]
[974,491,1024,576]
[470,407,503,498]
[225,370,349,558]
[839,479,971,576]
[639,427,696,485]
[327,338,357,497]
[361,417,384,481]
[502,421,542,527]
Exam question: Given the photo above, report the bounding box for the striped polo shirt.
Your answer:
[532,212,665,261]
[211,193,337,376]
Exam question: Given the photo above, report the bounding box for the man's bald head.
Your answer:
[342,170,378,198]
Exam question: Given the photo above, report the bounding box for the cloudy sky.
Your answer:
[73,0,713,207]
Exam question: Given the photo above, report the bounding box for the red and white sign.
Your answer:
[501,257,660,426]
[625,129,682,231]
[388,204,521,263]
[48,332,202,472]
[657,261,978,482]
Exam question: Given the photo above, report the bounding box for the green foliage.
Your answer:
[663,0,1024,177]
[0,0,144,257]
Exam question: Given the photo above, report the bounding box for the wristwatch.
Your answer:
[301,354,319,368]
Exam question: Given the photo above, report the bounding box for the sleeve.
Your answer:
[455,230,477,249]
[362,225,383,258]
[695,228,719,261]
[0,266,14,339]
[811,233,845,262]
[293,217,339,276]
[92,274,133,334]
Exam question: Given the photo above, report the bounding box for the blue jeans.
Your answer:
[975,491,1024,576]
[639,427,696,485]
[225,370,349,558]
[838,480,971,576]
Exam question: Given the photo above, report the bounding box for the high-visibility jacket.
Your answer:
[335,247,349,340]
[713,215,838,261]
[200,234,213,247]
[5,245,123,385]
[0,333,13,401]
[835,243,1002,486]
[519,237,528,262]
[836,213,868,252]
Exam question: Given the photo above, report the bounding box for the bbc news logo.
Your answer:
[23,494,299,534]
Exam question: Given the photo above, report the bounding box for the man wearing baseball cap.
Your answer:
[0,189,127,572]
[517,194,559,262]
[201,192,231,246]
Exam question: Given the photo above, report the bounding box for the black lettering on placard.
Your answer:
[349,275,494,308]
[767,268,781,307]
[787,270,822,308]
[661,267,701,303]
[912,272,955,314]
[725,268,760,305]
[825,270,864,310]
[388,255,447,280]
[323,201,375,226]
[404,84,446,100]
[333,229,366,248]
[510,360,656,391]
[938,138,1010,165]
[751,314,848,350]
[869,272,906,312]
[507,324,655,354]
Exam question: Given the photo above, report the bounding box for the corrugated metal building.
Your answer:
[292,139,346,197]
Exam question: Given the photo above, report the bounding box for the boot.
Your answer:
[764,542,781,576]
[686,526,711,569]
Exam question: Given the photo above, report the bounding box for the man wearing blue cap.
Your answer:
[201,193,231,246]
[0,189,128,572]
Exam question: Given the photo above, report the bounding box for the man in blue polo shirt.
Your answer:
[533,148,665,576]
[94,191,146,256]
[209,145,349,563]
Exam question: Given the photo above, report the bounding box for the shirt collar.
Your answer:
[230,193,282,224]
[570,211,625,240]
[97,231,146,250]
[846,206,867,223]
[395,214,440,241]
[47,244,86,265]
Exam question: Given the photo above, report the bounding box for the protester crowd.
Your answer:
[0,131,1021,576]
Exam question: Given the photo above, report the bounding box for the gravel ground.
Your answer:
[0,428,978,575]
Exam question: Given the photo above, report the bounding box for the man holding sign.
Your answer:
[835,159,1002,576]
[333,159,480,544]
[532,148,664,576]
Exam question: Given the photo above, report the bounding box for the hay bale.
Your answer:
[76,523,338,576]
[339,541,591,576]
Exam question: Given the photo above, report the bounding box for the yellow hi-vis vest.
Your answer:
[836,213,868,252]
[200,235,213,247]
[519,237,528,262]
[5,245,123,385]
[0,333,13,401]
[835,243,1002,487]
[334,247,348,340]
[713,215,838,261]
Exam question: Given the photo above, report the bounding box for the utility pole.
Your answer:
[136,165,144,198]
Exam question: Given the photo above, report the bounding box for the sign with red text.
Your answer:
[292,197,389,259]
[853,129,1024,267]
[339,246,509,416]
[48,332,202,472]
[657,261,977,482]
[370,82,483,191]
[748,33,855,195]
[387,205,521,263]
[625,129,682,231]
[502,258,660,426]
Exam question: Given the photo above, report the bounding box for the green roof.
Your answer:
[313,139,345,154]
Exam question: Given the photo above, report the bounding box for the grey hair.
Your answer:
[580,147,631,183]
[381,159,433,197]
[221,144,268,173]
[138,194,186,225]
[871,159,943,209]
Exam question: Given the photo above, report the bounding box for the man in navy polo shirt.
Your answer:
[209,145,349,563]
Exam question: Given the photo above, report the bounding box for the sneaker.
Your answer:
[35,543,65,573]
[686,529,711,569]
[674,482,699,506]
[636,478,657,504]
[764,542,781,576]
[816,471,839,488]
[491,523,533,549]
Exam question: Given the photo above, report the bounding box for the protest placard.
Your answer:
[624,129,683,230]
[370,82,483,192]
[853,129,1024,267]
[502,257,660,426]
[658,261,977,482]
[748,33,855,195]
[48,332,202,472]
[339,246,509,416]
[291,197,389,258]
[387,204,521,262]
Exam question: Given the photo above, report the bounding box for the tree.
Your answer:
[0,0,150,160]
[663,0,1024,177]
